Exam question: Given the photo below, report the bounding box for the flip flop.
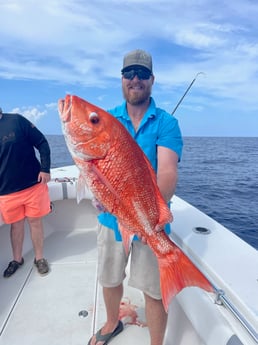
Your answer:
[88,320,123,345]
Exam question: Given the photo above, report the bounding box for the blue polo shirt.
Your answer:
[98,97,183,241]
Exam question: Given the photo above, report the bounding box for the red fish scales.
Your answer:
[59,95,214,312]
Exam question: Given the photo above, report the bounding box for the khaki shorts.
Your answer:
[97,224,161,299]
[0,183,51,224]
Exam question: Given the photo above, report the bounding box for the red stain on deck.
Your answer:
[119,297,147,327]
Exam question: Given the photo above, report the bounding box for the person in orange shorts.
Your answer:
[0,107,51,277]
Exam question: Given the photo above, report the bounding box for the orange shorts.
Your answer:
[0,183,51,224]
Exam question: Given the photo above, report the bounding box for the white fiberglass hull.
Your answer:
[0,165,257,345]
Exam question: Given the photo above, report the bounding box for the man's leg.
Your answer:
[103,284,123,329]
[88,225,127,345]
[129,241,167,344]
[89,284,123,345]
[27,216,44,260]
[145,293,167,345]
[10,219,25,262]
[3,219,25,277]
[27,216,49,275]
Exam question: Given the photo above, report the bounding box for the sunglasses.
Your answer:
[122,68,152,80]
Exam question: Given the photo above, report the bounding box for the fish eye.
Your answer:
[89,112,100,124]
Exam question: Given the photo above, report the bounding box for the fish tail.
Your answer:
[158,249,213,312]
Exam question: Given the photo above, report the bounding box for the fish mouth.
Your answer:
[58,95,72,122]
[58,95,95,141]
[58,99,65,113]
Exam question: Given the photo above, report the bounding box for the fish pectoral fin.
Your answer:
[76,174,88,203]
[90,164,121,201]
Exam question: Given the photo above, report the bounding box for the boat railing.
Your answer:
[214,288,258,343]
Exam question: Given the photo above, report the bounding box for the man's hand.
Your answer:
[92,197,107,212]
[38,172,51,184]
[135,232,147,244]
[136,224,164,245]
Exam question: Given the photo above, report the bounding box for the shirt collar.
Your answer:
[118,97,157,121]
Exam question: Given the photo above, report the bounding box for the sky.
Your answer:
[0,0,258,136]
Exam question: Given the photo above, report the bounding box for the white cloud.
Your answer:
[1,0,258,114]
[11,107,46,123]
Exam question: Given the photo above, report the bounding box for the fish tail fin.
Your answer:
[158,249,213,312]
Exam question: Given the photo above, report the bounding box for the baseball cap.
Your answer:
[122,49,153,73]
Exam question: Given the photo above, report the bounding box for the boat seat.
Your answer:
[48,179,93,201]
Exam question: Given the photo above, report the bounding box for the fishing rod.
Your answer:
[171,72,205,115]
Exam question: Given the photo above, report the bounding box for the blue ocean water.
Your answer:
[47,135,258,250]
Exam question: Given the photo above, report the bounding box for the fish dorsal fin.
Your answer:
[118,222,134,255]
[142,154,173,225]
[142,153,158,187]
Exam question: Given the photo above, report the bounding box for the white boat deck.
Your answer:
[0,200,149,345]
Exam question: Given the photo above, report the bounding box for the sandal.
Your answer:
[3,258,24,278]
[34,258,50,275]
[88,320,123,345]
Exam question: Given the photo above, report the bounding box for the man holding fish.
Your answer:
[89,49,183,345]
[59,49,213,344]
